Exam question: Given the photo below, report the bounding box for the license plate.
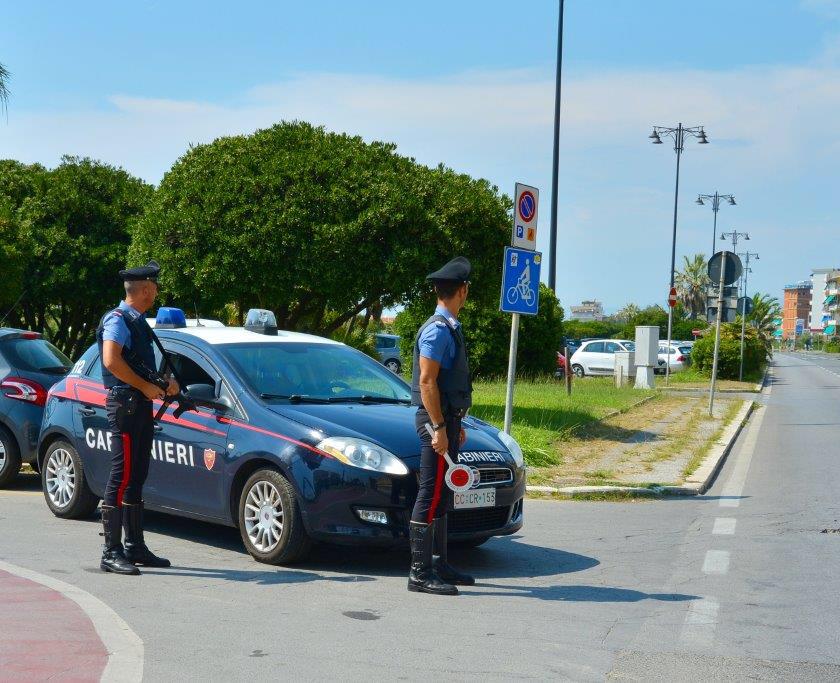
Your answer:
[453,488,496,509]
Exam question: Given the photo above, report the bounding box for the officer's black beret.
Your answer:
[426,256,471,283]
[119,260,161,282]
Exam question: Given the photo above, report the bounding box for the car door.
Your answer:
[70,351,113,496]
[582,341,605,373]
[146,342,234,520]
[600,342,622,373]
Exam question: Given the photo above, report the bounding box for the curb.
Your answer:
[526,398,755,499]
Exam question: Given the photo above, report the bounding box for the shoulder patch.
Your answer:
[434,321,447,327]
[111,311,123,317]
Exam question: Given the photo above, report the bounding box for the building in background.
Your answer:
[824,271,840,338]
[810,268,839,332]
[782,282,812,340]
[569,300,605,321]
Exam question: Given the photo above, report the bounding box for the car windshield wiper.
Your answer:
[259,393,331,404]
[325,395,412,404]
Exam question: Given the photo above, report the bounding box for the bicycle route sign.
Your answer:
[512,183,539,251]
[500,246,541,315]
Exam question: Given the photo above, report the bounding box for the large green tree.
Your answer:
[131,121,509,333]
[5,157,152,358]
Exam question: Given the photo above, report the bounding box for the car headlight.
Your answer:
[316,437,409,476]
[496,430,525,468]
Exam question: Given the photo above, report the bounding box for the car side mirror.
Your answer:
[185,383,231,413]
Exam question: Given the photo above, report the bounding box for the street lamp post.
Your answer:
[649,123,708,383]
[697,191,736,258]
[720,229,750,254]
[738,251,759,381]
[548,0,564,293]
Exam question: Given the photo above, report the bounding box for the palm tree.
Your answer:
[614,302,641,323]
[675,253,710,319]
[747,292,781,355]
[0,62,9,116]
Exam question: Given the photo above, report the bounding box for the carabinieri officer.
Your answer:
[97,260,178,575]
[408,256,475,595]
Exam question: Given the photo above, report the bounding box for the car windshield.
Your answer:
[0,337,72,374]
[220,342,411,403]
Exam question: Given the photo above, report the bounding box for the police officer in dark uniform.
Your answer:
[97,260,178,575]
[408,256,475,595]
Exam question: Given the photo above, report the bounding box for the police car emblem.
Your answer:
[203,448,216,470]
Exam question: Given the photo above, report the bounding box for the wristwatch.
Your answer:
[431,422,446,432]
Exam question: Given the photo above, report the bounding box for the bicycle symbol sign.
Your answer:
[500,246,542,316]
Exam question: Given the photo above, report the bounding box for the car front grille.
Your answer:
[475,467,513,486]
[449,506,511,533]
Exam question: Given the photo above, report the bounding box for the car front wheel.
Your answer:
[238,469,312,565]
[572,364,585,378]
[42,440,100,519]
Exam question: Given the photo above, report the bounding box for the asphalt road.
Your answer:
[1,352,840,681]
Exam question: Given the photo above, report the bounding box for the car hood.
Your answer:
[265,403,509,463]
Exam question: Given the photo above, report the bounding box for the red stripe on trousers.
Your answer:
[426,453,446,523]
[116,433,131,506]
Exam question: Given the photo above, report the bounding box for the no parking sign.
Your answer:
[512,183,539,251]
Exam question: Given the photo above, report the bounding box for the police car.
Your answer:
[38,308,525,564]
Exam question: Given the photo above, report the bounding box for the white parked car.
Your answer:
[657,343,692,374]
[570,339,635,377]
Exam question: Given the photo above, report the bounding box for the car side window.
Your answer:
[86,355,104,383]
[376,337,396,349]
[587,342,605,353]
[605,342,620,353]
[164,345,239,416]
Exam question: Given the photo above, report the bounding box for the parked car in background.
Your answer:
[561,338,581,356]
[570,339,635,377]
[657,344,691,374]
[374,333,402,374]
[0,328,72,486]
[555,350,567,378]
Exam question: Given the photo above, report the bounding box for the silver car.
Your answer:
[375,333,402,373]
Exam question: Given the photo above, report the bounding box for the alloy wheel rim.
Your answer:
[46,448,76,508]
[244,480,284,552]
[0,439,6,471]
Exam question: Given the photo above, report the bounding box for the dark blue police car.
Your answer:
[38,309,525,564]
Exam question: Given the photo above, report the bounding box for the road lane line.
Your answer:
[702,550,730,574]
[718,403,766,508]
[680,598,720,649]
[0,560,144,682]
[712,517,737,535]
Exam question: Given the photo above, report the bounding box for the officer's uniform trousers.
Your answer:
[411,407,462,523]
[104,386,154,507]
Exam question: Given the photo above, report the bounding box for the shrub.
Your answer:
[691,323,766,378]
[825,339,840,354]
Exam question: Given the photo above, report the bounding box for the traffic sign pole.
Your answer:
[708,253,729,416]
[503,313,520,434]
[666,286,677,385]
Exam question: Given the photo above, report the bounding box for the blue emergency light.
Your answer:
[155,307,187,329]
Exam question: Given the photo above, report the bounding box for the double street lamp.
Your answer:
[697,192,736,258]
[649,123,709,382]
[721,229,750,252]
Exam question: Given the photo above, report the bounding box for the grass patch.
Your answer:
[470,376,654,467]
[664,366,764,391]
[681,400,746,478]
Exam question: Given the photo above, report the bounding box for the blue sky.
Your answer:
[3,0,840,313]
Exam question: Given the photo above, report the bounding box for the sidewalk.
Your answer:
[0,568,108,682]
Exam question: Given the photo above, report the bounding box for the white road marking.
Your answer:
[680,597,720,648]
[712,517,737,535]
[702,549,730,574]
[718,403,766,508]
[0,560,144,682]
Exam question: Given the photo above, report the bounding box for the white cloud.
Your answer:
[3,59,839,309]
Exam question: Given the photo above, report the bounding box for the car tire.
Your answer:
[450,537,490,549]
[572,364,585,378]
[238,468,312,565]
[0,424,22,488]
[384,359,401,374]
[42,440,100,519]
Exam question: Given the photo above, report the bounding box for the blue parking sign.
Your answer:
[500,247,541,315]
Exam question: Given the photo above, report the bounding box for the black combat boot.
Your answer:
[100,505,140,575]
[123,502,171,568]
[407,521,458,595]
[433,515,475,586]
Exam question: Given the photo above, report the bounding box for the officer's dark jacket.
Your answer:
[410,314,472,414]
[96,306,157,390]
